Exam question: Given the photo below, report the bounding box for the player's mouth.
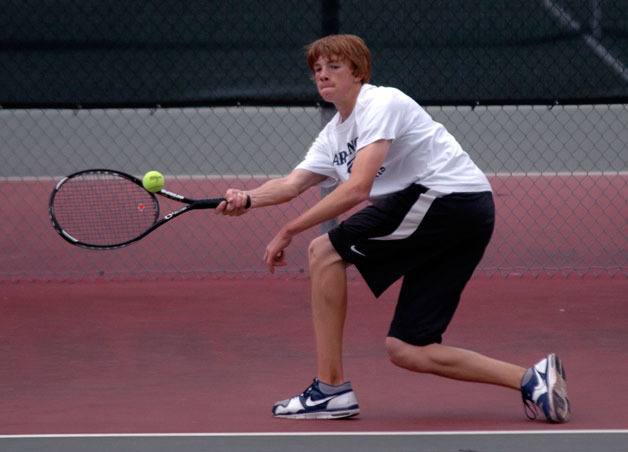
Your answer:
[318,84,334,93]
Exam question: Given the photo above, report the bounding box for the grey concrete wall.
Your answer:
[1,104,626,178]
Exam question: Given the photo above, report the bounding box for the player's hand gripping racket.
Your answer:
[49,169,246,250]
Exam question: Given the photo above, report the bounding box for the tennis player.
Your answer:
[217,34,570,423]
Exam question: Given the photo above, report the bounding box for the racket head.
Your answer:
[49,169,160,249]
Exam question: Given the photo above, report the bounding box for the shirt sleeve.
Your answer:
[295,128,339,188]
[356,91,409,150]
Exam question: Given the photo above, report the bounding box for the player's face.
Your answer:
[312,55,361,105]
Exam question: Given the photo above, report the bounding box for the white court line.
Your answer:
[1,429,627,439]
[0,174,284,182]
[1,171,627,182]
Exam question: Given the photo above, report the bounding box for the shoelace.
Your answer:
[300,379,318,398]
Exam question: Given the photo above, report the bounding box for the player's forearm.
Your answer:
[247,177,301,207]
[282,180,368,236]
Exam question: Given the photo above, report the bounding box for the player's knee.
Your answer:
[307,236,323,266]
[385,336,412,366]
[385,336,431,372]
[308,235,337,270]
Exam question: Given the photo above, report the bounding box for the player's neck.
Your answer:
[336,83,362,123]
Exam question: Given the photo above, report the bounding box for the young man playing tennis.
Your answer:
[217,34,570,423]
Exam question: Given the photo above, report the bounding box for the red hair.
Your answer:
[306,34,372,83]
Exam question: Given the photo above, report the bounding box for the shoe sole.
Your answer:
[546,353,571,423]
[273,408,360,420]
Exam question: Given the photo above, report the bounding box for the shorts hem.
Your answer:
[387,330,443,347]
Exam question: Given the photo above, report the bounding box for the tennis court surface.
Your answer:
[2,172,627,452]
[2,1,626,449]
[2,274,626,451]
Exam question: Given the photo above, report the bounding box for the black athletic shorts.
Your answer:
[328,183,495,346]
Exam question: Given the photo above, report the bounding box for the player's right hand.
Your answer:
[216,188,251,216]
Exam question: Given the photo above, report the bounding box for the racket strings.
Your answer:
[52,173,158,246]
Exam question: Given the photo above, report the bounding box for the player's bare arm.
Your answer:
[216,169,325,216]
[264,139,391,272]
[283,139,390,236]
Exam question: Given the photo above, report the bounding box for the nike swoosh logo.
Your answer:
[304,395,336,407]
[350,245,366,257]
[531,368,547,402]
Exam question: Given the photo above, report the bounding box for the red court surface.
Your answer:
[1,275,627,434]
[0,173,625,280]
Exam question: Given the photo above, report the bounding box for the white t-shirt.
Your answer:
[297,84,491,198]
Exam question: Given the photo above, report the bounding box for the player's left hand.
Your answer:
[264,230,291,273]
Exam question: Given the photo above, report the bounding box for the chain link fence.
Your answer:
[1,1,626,281]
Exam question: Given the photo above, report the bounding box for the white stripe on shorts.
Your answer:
[371,189,444,241]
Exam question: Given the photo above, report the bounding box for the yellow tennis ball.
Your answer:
[142,170,165,193]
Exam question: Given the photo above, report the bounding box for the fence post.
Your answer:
[318,0,340,234]
[319,106,338,233]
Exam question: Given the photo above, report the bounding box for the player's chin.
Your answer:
[318,89,334,102]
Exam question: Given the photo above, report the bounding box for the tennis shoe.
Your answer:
[521,353,571,423]
[272,378,360,419]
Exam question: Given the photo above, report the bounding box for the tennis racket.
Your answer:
[49,169,246,250]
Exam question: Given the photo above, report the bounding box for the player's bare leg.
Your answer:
[308,234,348,385]
[271,234,360,419]
[385,337,525,389]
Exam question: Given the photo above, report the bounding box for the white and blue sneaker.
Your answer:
[521,353,571,423]
[272,378,360,419]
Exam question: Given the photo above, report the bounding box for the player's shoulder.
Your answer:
[358,84,416,110]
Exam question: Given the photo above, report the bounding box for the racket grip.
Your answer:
[245,194,251,209]
[193,198,225,209]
